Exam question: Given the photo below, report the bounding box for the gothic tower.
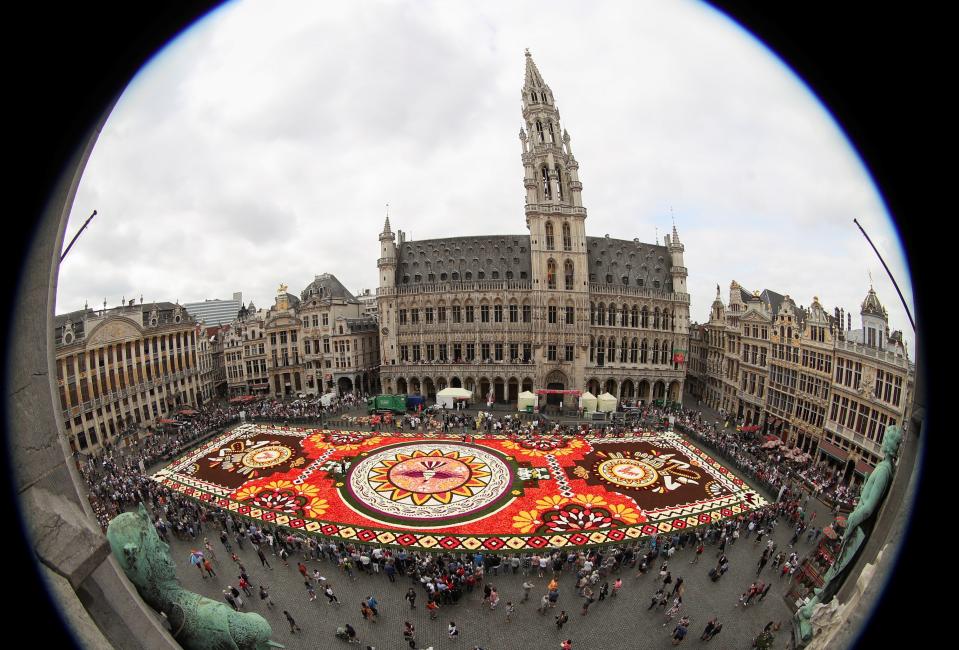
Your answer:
[521,50,590,397]
[377,214,398,368]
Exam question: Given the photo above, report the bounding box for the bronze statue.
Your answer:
[795,425,902,644]
[107,504,282,650]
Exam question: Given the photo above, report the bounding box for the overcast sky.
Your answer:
[56,0,916,357]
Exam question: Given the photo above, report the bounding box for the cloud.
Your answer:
[57,0,915,360]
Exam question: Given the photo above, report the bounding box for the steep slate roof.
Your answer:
[760,289,786,318]
[301,273,356,303]
[396,235,533,284]
[586,236,671,290]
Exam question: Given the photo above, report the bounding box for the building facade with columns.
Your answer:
[54,301,202,456]
[688,281,913,480]
[375,52,690,409]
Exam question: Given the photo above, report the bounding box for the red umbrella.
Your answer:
[822,526,838,540]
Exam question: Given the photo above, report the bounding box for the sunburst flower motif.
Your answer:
[233,480,328,519]
[535,495,571,511]
[549,437,587,457]
[607,503,643,524]
[571,493,607,509]
[512,509,542,533]
[367,448,492,506]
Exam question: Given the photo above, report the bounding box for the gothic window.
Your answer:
[531,92,537,103]
[608,303,616,325]
[631,305,639,328]
[653,308,661,329]
[597,337,605,366]
[554,164,563,200]
[652,339,659,364]
[590,302,595,325]
[542,167,551,200]
[536,120,544,143]
[548,121,556,144]
[641,339,649,364]
[547,259,557,289]
[564,259,574,290]
[597,303,606,326]
[630,338,638,363]
[608,337,615,362]
[662,340,670,364]
[562,222,572,251]
[621,337,628,363]
[662,309,670,330]
[590,337,595,362]
[545,222,555,250]
[621,305,629,327]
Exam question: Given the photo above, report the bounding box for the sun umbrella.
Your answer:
[822,526,838,540]
[189,550,204,566]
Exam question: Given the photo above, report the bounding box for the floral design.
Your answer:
[535,495,570,511]
[511,509,542,533]
[540,504,613,532]
[607,503,644,524]
[571,493,607,509]
[501,436,587,459]
[233,479,329,519]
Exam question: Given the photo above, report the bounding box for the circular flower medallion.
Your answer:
[596,458,659,488]
[241,445,293,469]
[344,442,515,527]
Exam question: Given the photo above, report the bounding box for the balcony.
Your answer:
[588,284,690,302]
[383,360,536,375]
[378,280,534,297]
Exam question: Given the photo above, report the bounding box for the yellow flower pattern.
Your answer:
[535,495,570,511]
[511,509,542,533]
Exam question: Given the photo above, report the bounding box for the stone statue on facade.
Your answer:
[107,504,281,650]
[794,425,902,645]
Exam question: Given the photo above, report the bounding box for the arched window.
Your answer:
[630,338,638,363]
[562,222,572,251]
[662,340,670,364]
[653,308,661,329]
[589,337,595,362]
[554,163,563,200]
[652,339,659,364]
[541,92,548,103]
[641,339,649,364]
[536,120,544,142]
[621,305,629,327]
[541,167,551,200]
[590,302,595,325]
[608,337,615,363]
[531,92,537,103]
[621,337,628,363]
[597,303,606,326]
[547,259,557,290]
[661,309,669,330]
[608,303,616,325]
[597,336,606,366]
[631,305,639,328]
[545,221,555,250]
[548,121,556,144]
[564,259,574,290]
[641,306,649,328]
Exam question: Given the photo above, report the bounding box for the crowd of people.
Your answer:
[69,395,849,647]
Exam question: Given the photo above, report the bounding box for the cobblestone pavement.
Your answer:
[163,434,828,649]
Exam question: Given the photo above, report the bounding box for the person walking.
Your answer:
[366,595,379,617]
[239,576,253,597]
[555,610,569,630]
[405,587,417,609]
[324,584,340,605]
[522,580,535,602]
[202,557,216,578]
[297,561,309,580]
[360,601,376,622]
[448,621,459,639]
[427,599,439,620]
[612,578,622,598]
[672,617,689,645]
[700,617,717,641]
[257,546,272,569]
[758,582,773,602]
[283,610,302,634]
[223,589,238,611]
[580,586,595,616]
[539,593,551,614]
[258,584,274,608]
[489,587,500,610]
[704,620,723,642]
[505,601,515,622]
[305,580,317,602]
[229,585,244,610]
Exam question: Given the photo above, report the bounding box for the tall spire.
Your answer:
[383,202,392,235]
[524,48,548,92]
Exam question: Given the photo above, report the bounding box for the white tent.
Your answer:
[579,391,598,412]
[597,392,618,412]
[436,386,473,409]
[517,390,537,412]
[319,392,337,407]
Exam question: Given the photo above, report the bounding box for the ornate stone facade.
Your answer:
[54,301,202,455]
[688,282,914,482]
[376,52,690,409]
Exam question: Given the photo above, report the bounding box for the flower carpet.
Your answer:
[153,424,766,551]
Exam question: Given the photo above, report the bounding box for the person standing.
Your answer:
[403,621,416,646]
[427,599,439,619]
[223,589,238,611]
[257,546,272,569]
[555,610,569,630]
[612,578,622,598]
[672,617,689,645]
[505,601,515,622]
[704,620,723,642]
[448,621,459,639]
[405,587,417,609]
